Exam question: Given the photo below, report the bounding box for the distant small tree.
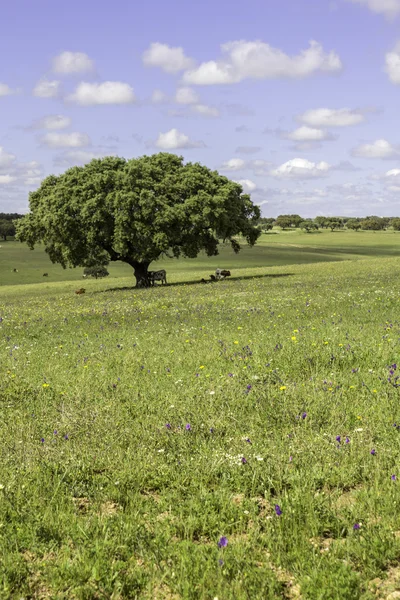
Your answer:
[0,219,15,240]
[314,216,328,229]
[299,220,318,233]
[346,219,362,231]
[275,215,294,229]
[360,217,385,231]
[391,218,400,231]
[83,265,110,279]
[325,218,344,231]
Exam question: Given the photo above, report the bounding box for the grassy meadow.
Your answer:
[2,230,400,598]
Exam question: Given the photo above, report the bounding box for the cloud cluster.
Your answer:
[154,128,205,149]
[385,42,400,84]
[142,40,342,85]
[52,51,95,74]
[143,43,195,73]
[270,158,331,179]
[66,82,135,105]
[351,138,400,158]
[344,0,400,19]
[297,108,365,127]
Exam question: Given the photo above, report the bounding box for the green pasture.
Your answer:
[1,228,400,287]
[2,235,400,597]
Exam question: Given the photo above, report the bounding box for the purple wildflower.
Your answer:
[345,437,350,444]
[218,536,228,548]
[165,423,172,430]
[53,430,58,435]
[370,449,376,455]
[392,474,397,481]
[289,456,293,462]
[210,428,214,433]
[185,423,191,431]
[218,559,224,566]
[245,438,252,444]
[64,434,69,440]
[275,504,282,516]
[241,457,247,464]
[353,523,360,530]
[302,412,307,420]
[40,438,45,443]
[336,435,341,443]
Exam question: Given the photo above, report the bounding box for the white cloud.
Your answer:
[175,87,200,104]
[352,139,400,158]
[270,158,331,179]
[233,179,257,192]
[191,104,220,117]
[221,158,246,171]
[0,83,16,96]
[151,89,169,104]
[33,79,61,98]
[386,168,400,176]
[29,115,72,130]
[142,42,195,73]
[385,42,400,84]
[0,147,16,168]
[52,51,95,74]
[286,126,334,141]
[0,175,16,184]
[41,132,91,148]
[345,0,400,19]
[66,82,135,105]
[298,108,365,127]
[182,40,342,85]
[155,128,204,149]
[54,150,115,166]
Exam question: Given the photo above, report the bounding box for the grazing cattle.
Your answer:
[210,274,217,281]
[148,269,167,286]
[215,269,231,280]
[43,273,48,277]
[75,288,86,295]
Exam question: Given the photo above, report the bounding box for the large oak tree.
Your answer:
[16,153,261,287]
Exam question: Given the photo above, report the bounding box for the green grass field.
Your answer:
[2,231,400,598]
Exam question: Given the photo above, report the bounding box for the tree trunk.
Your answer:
[132,261,151,288]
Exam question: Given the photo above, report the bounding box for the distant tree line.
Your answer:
[0,213,24,241]
[255,215,400,232]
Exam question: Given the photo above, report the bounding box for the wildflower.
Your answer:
[345,437,350,444]
[40,438,45,443]
[275,504,282,516]
[42,383,49,388]
[289,456,293,462]
[64,434,69,440]
[392,475,397,481]
[165,423,172,430]
[53,430,58,435]
[210,428,214,433]
[280,386,286,391]
[336,435,341,443]
[302,412,307,419]
[185,424,191,431]
[370,449,376,455]
[218,559,224,566]
[218,536,228,548]
[241,457,247,464]
[245,438,252,444]
[353,523,361,530]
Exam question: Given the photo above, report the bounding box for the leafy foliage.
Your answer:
[15,153,261,286]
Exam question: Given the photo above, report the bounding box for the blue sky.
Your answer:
[2,0,400,217]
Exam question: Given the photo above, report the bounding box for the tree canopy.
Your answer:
[15,153,261,287]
